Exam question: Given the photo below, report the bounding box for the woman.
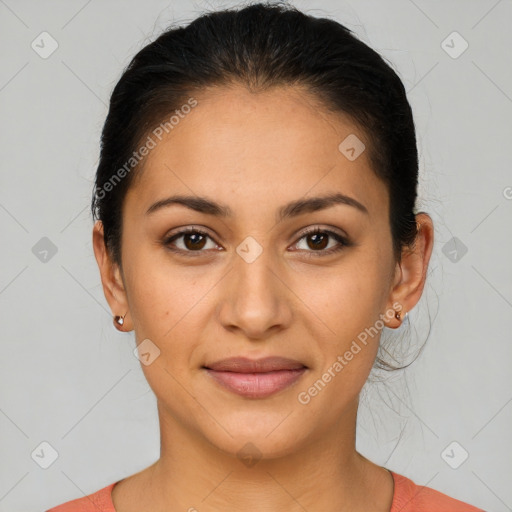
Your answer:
[47,2,484,511]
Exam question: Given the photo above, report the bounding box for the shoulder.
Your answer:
[45,472,486,512]
[389,471,485,512]
[45,481,118,512]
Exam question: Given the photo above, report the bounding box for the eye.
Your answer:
[291,227,350,256]
[163,227,221,256]
[163,226,351,257]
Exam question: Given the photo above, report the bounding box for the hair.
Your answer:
[91,1,428,371]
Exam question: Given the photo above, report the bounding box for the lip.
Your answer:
[203,357,307,399]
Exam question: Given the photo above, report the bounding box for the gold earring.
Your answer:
[113,312,127,330]
[395,309,408,324]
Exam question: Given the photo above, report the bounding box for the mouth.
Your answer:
[202,356,308,399]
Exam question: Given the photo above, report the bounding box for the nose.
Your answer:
[216,244,293,341]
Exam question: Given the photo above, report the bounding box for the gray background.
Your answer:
[1,0,511,510]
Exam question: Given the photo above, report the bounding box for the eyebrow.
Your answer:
[145,192,369,221]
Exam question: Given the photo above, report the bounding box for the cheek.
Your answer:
[290,255,386,337]
[123,244,209,337]
[123,256,210,405]
[288,255,388,404]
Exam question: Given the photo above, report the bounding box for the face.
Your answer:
[98,85,406,458]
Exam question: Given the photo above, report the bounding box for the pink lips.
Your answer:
[203,356,307,399]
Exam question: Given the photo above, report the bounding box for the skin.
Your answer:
[93,84,434,512]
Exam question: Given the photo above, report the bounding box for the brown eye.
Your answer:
[293,228,349,256]
[305,232,329,250]
[182,232,207,250]
[164,228,219,255]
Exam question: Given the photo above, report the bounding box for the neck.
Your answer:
[135,399,393,512]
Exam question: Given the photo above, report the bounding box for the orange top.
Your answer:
[46,471,484,511]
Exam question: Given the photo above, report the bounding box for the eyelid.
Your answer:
[295,225,348,241]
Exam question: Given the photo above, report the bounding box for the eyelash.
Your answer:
[162,226,351,258]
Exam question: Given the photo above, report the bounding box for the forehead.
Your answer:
[125,84,388,219]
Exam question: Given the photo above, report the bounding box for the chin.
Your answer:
[199,408,314,462]
[215,431,308,465]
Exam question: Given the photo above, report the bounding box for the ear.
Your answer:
[385,213,434,328]
[92,220,133,331]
